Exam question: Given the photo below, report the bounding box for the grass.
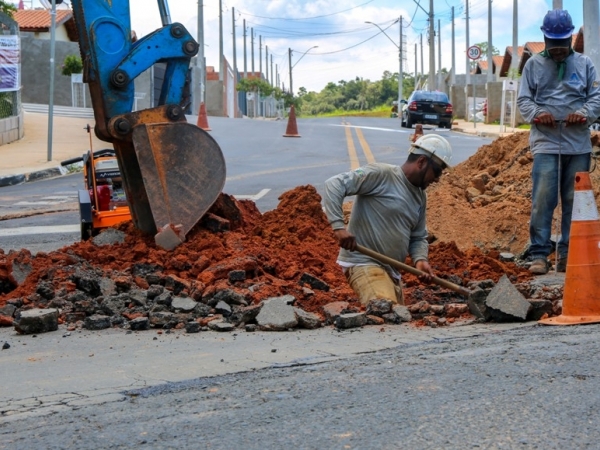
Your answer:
[298,105,394,118]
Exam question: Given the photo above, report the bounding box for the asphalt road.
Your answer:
[1,323,598,449]
[0,116,491,253]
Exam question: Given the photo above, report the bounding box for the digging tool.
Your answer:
[355,244,472,297]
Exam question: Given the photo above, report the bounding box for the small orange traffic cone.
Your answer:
[540,171,600,325]
[197,102,211,131]
[283,105,300,137]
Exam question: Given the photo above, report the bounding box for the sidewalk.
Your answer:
[0,112,105,186]
[0,112,522,188]
[452,119,527,138]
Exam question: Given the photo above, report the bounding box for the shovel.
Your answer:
[355,244,472,297]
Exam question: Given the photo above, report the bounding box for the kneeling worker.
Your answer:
[323,134,452,306]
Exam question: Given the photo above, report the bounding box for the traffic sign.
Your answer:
[468,45,481,60]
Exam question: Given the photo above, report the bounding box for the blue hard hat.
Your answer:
[540,9,574,39]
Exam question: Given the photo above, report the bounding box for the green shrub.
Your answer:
[61,55,83,76]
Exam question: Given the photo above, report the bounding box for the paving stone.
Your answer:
[13,308,59,334]
[293,307,322,329]
[256,296,298,331]
[527,299,553,321]
[228,270,246,282]
[299,273,330,291]
[129,317,149,331]
[214,300,232,317]
[485,275,531,322]
[335,312,367,329]
[366,299,393,316]
[393,305,412,322]
[148,311,174,327]
[84,314,111,330]
[185,321,201,333]
[171,296,197,312]
[229,304,262,325]
[208,321,235,332]
[322,301,350,324]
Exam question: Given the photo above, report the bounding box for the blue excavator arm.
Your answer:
[70,0,226,249]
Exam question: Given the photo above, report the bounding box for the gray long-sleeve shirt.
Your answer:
[323,163,429,278]
[517,51,600,155]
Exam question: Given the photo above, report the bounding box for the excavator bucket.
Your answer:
[121,121,226,249]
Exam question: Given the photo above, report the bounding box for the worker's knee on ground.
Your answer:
[345,265,404,306]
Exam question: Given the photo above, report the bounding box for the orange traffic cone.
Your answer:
[283,105,300,137]
[540,171,600,325]
[197,102,211,131]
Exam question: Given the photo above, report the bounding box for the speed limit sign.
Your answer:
[468,45,481,60]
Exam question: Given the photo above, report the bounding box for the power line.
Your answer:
[237,0,376,21]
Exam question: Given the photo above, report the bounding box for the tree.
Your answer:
[0,1,16,17]
[473,42,500,60]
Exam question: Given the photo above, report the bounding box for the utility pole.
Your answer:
[251,28,254,75]
[437,19,441,89]
[487,0,493,82]
[288,48,293,95]
[553,0,562,8]
[451,6,455,85]
[243,19,247,78]
[399,16,403,103]
[420,33,424,82]
[583,1,600,72]
[259,36,262,78]
[511,0,518,74]
[218,0,223,81]
[197,0,205,105]
[265,45,269,83]
[465,0,470,86]
[415,43,418,89]
[47,0,56,161]
[276,64,279,88]
[429,0,435,90]
[232,7,237,77]
[270,54,273,86]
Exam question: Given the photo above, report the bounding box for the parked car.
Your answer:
[401,90,453,129]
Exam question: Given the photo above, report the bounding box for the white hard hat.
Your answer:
[409,134,453,169]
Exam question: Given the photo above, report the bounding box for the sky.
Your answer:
[16,0,588,94]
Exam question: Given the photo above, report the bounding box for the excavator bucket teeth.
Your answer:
[131,122,226,245]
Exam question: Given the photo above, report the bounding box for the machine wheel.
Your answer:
[81,222,93,241]
[401,115,407,128]
[405,115,413,129]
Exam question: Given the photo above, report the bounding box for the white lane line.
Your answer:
[0,225,80,237]
[233,189,270,201]
[330,124,410,133]
[14,201,74,206]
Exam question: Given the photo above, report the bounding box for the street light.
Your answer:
[288,46,318,97]
[365,19,403,106]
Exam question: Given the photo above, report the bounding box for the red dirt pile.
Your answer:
[0,181,533,330]
[427,130,600,254]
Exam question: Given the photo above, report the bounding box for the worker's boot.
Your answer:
[529,258,550,275]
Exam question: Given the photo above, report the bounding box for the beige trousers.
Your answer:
[345,265,404,306]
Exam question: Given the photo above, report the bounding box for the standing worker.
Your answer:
[517,9,600,275]
[323,134,452,307]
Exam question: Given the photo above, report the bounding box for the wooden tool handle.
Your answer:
[355,244,471,296]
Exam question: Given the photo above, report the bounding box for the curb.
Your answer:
[0,166,68,188]
[452,127,501,139]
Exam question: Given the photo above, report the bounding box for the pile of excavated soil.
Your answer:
[0,183,533,331]
[427,131,600,254]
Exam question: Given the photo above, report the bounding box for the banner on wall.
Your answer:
[0,35,20,92]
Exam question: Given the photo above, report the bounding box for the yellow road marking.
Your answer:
[354,127,376,164]
[343,120,376,169]
[344,123,360,170]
